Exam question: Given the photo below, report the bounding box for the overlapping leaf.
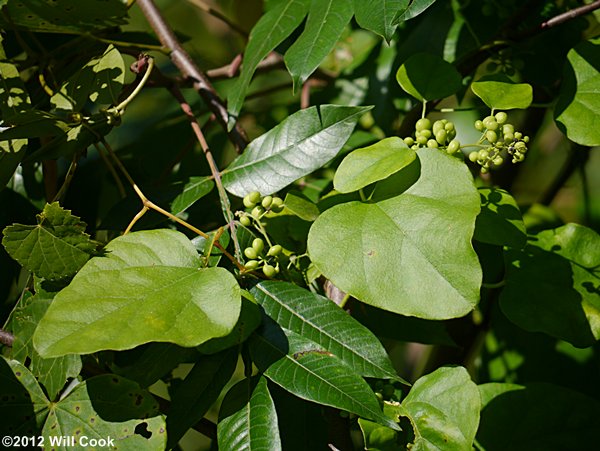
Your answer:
[353,0,409,42]
[218,376,282,451]
[250,324,399,430]
[33,229,241,357]
[251,281,402,381]
[222,105,370,197]
[554,37,600,146]
[396,53,462,101]
[2,202,98,280]
[471,75,533,110]
[170,176,214,215]
[308,148,481,320]
[500,223,600,347]
[1,358,166,448]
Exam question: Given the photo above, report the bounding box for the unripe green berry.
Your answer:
[514,131,523,140]
[493,156,504,166]
[495,111,508,124]
[479,149,490,159]
[270,197,284,213]
[243,195,256,209]
[433,120,445,135]
[502,124,514,135]
[267,244,282,256]
[261,195,273,209]
[427,139,438,148]
[503,133,514,143]
[486,130,498,143]
[244,260,259,270]
[240,216,252,227]
[244,247,258,259]
[415,118,432,131]
[523,136,530,143]
[419,129,432,139]
[262,264,277,278]
[252,238,264,253]
[411,144,419,150]
[475,120,484,131]
[469,152,479,162]
[435,129,447,145]
[515,141,527,151]
[403,137,415,146]
[483,116,499,131]
[251,206,264,219]
[444,122,455,132]
[416,134,428,145]
[447,139,460,154]
[481,167,489,174]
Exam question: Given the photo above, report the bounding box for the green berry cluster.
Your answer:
[239,191,284,226]
[237,191,286,278]
[403,118,461,155]
[243,237,282,277]
[468,112,529,173]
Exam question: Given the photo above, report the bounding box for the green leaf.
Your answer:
[554,37,600,146]
[353,0,409,42]
[51,45,125,111]
[0,0,127,34]
[33,229,241,357]
[282,191,320,221]
[11,294,81,400]
[218,376,282,451]
[500,223,600,347]
[284,0,354,89]
[222,105,371,197]
[471,75,533,110]
[396,53,462,102]
[394,0,437,22]
[308,148,481,320]
[251,281,403,381]
[1,358,166,448]
[474,187,526,248]
[167,349,238,449]
[478,383,600,450]
[170,176,214,215]
[333,137,415,193]
[250,324,399,430]
[2,202,98,280]
[227,0,310,123]
[359,403,404,451]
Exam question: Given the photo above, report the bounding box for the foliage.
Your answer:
[1,0,599,450]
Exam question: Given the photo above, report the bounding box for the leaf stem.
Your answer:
[111,56,155,114]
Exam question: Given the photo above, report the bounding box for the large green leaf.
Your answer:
[167,349,238,448]
[471,75,533,110]
[308,148,481,320]
[401,367,480,449]
[227,0,310,124]
[218,376,282,451]
[11,293,81,400]
[0,0,127,33]
[333,137,415,193]
[222,105,370,197]
[353,0,409,42]
[554,37,600,146]
[396,53,462,102]
[359,366,480,450]
[477,383,600,450]
[284,0,354,89]
[251,281,402,381]
[33,229,241,357]
[2,202,98,280]
[51,45,125,111]
[1,358,166,449]
[474,187,526,248]
[250,324,399,430]
[500,223,600,347]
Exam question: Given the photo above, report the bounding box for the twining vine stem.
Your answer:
[136,0,248,153]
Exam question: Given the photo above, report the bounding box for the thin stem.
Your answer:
[185,0,248,37]
[136,0,248,152]
[112,56,155,114]
[94,143,126,198]
[124,206,149,234]
[52,154,80,203]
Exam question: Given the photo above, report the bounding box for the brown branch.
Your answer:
[136,0,248,153]
[0,329,15,347]
[206,52,283,79]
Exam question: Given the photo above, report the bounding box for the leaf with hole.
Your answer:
[33,229,241,357]
[222,105,371,197]
[308,148,481,320]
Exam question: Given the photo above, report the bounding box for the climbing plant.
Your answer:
[1,0,600,449]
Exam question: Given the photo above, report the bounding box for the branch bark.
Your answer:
[0,329,15,347]
[136,0,248,153]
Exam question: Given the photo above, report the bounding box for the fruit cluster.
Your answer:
[468,111,529,173]
[403,118,461,155]
[237,191,285,278]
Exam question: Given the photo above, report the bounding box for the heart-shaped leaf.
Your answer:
[222,105,370,197]
[471,75,533,110]
[33,229,241,357]
[334,137,415,193]
[396,53,462,101]
[308,148,481,320]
